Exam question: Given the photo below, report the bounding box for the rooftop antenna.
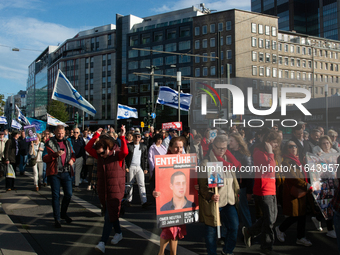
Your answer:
[200,3,216,14]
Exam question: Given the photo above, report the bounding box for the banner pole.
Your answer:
[215,186,221,239]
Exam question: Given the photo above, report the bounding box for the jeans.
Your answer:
[127,165,147,204]
[239,187,252,228]
[43,162,47,184]
[48,172,73,221]
[205,204,239,255]
[333,210,340,254]
[279,215,306,239]
[248,195,277,251]
[100,206,121,243]
[19,155,28,174]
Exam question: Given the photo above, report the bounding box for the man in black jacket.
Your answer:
[290,124,312,163]
[125,131,151,207]
[306,129,321,152]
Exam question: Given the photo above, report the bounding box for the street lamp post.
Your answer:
[325,84,328,132]
[177,71,181,136]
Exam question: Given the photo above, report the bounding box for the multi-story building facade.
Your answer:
[252,0,340,40]
[4,90,27,129]
[116,7,206,127]
[27,46,58,119]
[192,8,340,124]
[47,25,116,127]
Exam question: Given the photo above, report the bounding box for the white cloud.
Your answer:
[0,0,43,11]
[152,0,251,13]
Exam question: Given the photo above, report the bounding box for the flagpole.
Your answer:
[177,72,181,136]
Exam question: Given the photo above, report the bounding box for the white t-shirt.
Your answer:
[131,144,141,167]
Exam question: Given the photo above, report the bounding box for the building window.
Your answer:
[252,51,257,61]
[278,43,282,51]
[259,24,263,34]
[259,39,263,48]
[226,21,231,30]
[165,43,176,52]
[291,58,294,66]
[128,97,138,105]
[202,39,207,48]
[251,23,256,33]
[227,50,232,59]
[291,71,294,79]
[195,40,200,49]
[272,27,277,36]
[211,52,216,61]
[284,57,288,65]
[297,59,300,67]
[297,46,300,54]
[179,41,190,50]
[259,52,264,62]
[210,24,215,33]
[203,53,208,62]
[195,55,200,63]
[154,31,163,42]
[290,45,294,53]
[195,27,200,36]
[210,38,216,47]
[152,57,163,66]
[218,22,223,31]
[180,26,190,37]
[202,25,207,34]
[142,33,150,44]
[226,35,232,45]
[203,67,208,76]
[273,68,277,78]
[272,54,277,64]
[265,40,270,49]
[167,29,176,39]
[266,67,270,77]
[266,53,270,63]
[297,72,300,80]
[278,56,282,64]
[252,37,257,47]
[128,49,138,58]
[195,68,200,77]
[259,66,264,76]
[211,66,216,75]
[165,56,177,65]
[272,40,277,50]
[284,44,288,52]
[265,25,270,35]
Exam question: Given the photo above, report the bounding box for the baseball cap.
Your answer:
[168,128,177,133]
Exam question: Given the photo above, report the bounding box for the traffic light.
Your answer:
[74,112,79,124]
[219,110,224,119]
[80,116,83,124]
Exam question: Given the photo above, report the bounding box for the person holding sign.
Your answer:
[29,134,45,191]
[153,136,188,255]
[198,135,241,255]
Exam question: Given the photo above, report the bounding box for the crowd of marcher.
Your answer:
[1,122,340,255]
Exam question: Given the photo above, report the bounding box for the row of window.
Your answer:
[194,65,232,77]
[194,50,232,63]
[128,41,191,58]
[128,66,191,81]
[251,23,277,37]
[194,21,232,36]
[129,27,190,46]
[128,56,191,70]
[133,18,193,33]
[194,35,232,49]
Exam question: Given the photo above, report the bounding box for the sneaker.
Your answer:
[74,187,81,192]
[111,233,123,245]
[54,220,61,228]
[79,178,83,184]
[95,241,105,253]
[275,226,285,242]
[61,214,72,224]
[296,237,312,246]
[87,185,92,191]
[242,226,251,248]
[82,179,88,184]
[311,217,323,231]
[326,230,337,238]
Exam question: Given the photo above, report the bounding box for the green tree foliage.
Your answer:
[0,94,5,116]
[47,100,69,122]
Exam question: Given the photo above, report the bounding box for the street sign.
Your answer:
[141,121,144,128]
[151,113,156,119]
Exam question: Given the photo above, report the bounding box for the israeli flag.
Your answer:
[156,86,192,111]
[117,104,138,120]
[0,116,7,124]
[15,105,30,125]
[11,119,22,130]
[52,69,96,116]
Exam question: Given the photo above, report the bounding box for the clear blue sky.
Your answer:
[0,0,250,100]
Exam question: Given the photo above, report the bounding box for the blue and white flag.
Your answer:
[0,116,7,124]
[117,104,138,120]
[15,105,30,125]
[11,119,22,130]
[52,69,96,116]
[156,86,192,111]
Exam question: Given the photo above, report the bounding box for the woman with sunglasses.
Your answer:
[85,125,128,254]
[275,141,313,246]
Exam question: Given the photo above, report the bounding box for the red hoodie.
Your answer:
[252,147,276,196]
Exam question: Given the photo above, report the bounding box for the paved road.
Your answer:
[0,168,338,255]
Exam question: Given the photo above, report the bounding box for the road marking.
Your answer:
[25,172,198,255]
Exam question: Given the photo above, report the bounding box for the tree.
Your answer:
[47,100,70,122]
[0,94,5,116]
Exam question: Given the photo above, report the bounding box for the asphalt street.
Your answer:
[0,167,338,255]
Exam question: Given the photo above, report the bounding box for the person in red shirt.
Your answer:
[242,130,281,255]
